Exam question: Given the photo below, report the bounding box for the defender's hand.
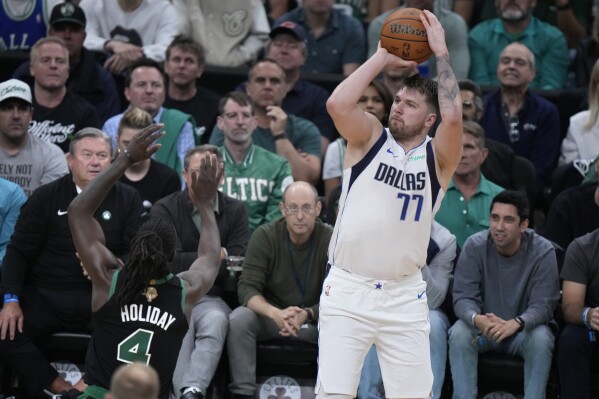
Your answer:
[124,123,164,163]
[188,153,224,206]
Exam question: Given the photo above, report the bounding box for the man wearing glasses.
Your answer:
[227,181,333,399]
[216,91,293,233]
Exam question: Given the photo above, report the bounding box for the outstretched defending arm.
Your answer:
[177,153,223,315]
[422,10,463,189]
[68,125,164,311]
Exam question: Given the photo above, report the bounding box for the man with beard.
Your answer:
[318,10,462,399]
[468,0,569,89]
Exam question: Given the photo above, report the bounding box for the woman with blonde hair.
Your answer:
[116,107,181,209]
[560,59,599,165]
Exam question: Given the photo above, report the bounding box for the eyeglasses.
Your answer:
[284,205,315,215]
[462,100,474,109]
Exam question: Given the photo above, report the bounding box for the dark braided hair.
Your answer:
[116,219,176,308]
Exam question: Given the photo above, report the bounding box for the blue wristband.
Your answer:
[3,293,19,304]
[582,307,592,329]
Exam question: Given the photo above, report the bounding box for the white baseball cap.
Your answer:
[0,79,32,104]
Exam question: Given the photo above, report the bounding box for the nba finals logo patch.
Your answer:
[260,375,301,399]
[324,285,331,296]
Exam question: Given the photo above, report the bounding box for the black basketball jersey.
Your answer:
[84,271,188,399]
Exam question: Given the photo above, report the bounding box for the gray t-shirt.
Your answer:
[0,135,68,196]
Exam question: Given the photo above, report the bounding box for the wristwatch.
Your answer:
[515,316,526,332]
[273,132,288,141]
[302,307,314,322]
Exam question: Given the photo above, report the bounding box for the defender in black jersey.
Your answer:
[68,124,223,399]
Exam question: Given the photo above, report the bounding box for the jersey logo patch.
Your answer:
[407,154,426,162]
[386,148,399,158]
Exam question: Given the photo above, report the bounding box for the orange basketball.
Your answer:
[380,8,432,64]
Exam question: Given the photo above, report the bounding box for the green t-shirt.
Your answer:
[220,144,294,233]
[435,174,505,248]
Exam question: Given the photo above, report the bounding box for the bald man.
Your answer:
[479,42,560,194]
[106,363,159,399]
[226,181,333,399]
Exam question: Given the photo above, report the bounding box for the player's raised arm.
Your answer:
[178,153,223,314]
[68,124,163,310]
[326,44,416,151]
[422,10,463,188]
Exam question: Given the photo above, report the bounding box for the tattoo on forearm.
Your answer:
[436,55,459,107]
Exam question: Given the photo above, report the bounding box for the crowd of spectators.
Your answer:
[1,0,599,398]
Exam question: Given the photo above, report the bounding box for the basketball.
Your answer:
[380,8,432,64]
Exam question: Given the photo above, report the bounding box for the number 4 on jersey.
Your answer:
[117,328,154,365]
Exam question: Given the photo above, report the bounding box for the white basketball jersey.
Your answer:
[328,129,444,280]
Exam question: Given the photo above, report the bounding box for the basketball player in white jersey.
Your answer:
[317,10,463,399]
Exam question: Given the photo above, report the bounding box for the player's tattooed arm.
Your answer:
[432,52,463,186]
[436,54,461,114]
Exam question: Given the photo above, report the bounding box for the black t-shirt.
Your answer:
[119,159,181,211]
[30,89,102,153]
[542,183,599,251]
[561,229,599,308]
[164,87,220,144]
